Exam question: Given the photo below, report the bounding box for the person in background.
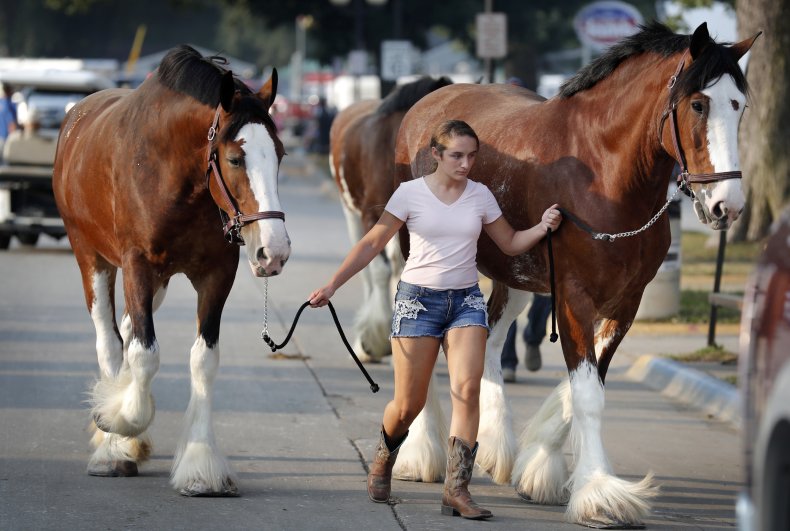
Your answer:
[308,119,562,519]
[500,294,552,382]
[0,83,18,158]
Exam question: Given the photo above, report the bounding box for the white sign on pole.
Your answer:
[348,50,368,76]
[381,40,412,81]
[476,13,508,59]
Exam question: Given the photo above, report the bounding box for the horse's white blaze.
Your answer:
[700,75,746,225]
[236,123,290,274]
[90,270,122,378]
[171,336,236,492]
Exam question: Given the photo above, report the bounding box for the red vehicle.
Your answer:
[737,207,790,531]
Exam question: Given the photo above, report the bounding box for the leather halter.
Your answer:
[205,105,285,245]
[659,52,742,198]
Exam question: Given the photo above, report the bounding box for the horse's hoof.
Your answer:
[179,478,239,497]
[578,515,645,529]
[516,489,568,506]
[88,460,138,477]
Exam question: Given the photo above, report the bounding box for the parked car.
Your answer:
[737,206,790,531]
[0,69,114,249]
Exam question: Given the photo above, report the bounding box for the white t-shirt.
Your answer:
[385,177,503,290]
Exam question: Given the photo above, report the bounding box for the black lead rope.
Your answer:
[546,228,559,343]
[262,301,380,393]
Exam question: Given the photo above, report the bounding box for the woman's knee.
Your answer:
[391,399,425,425]
[451,378,481,404]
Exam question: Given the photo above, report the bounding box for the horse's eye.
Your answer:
[691,101,705,114]
[227,157,243,168]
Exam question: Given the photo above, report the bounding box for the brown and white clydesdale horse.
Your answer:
[392,23,759,527]
[329,76,451,362]
[53,46,290,496]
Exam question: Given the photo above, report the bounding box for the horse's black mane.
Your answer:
[157,45,280,145]
[157,45,251,106]
[377,76,453,116]
[559,21,748,103]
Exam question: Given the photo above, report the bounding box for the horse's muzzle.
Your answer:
[251,245,290,277]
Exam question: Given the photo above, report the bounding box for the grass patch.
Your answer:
[677,290,742,323]
[681,231,762,263]
[668,345,737,364]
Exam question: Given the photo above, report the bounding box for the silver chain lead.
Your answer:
[594,186,681,241]
[260,276,270,340]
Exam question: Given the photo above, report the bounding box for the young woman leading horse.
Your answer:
[53,46,290,496]
[310,120,561,519]
[392,23,759,527]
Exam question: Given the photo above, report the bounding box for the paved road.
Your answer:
[0,159,742,530]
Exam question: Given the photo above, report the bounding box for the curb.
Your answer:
[626,354,741,428]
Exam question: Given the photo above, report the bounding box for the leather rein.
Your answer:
[205,105,285,245]
[659,52,742,198]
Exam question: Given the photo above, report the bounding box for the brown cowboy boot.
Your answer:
[441,436,493,519]
[367,427,408,503]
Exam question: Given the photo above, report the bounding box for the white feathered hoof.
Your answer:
[180,478,239,497]
[352,337,385,364]
[171,442,239,497]
[566,472,658,529]
[476,439,514,485]
[90,375,155,437]
[512,444,570,505]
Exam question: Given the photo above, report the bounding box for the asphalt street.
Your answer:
[0,153,742,530]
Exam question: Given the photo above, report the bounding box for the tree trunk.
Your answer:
[733,0,790,241]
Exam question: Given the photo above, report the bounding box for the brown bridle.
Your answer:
[205,104,285,245]
[659,52,742,198]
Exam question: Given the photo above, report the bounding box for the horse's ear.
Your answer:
[689,23,711,60]
[729,31,762,61]
[219,71,235,112]
[258,68,278,109]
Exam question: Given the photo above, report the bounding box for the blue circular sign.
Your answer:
[574,1,644,51]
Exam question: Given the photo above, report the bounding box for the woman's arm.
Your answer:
[309,211,404,306]
[483,204,562,256]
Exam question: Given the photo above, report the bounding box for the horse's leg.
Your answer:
[171,261,238,496]
[119,280,169,355]
[560,295,657,527]
[512,377,573,504]
[90,253,158,439]
[477,284,531,485]
[71,247,153,477]
[391,372,448,482]
[339,203,390,362]
[93,281,171,471]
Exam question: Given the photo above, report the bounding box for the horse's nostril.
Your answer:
[270,270,279,276]
[280,259,287,267]
[711,202,726,219]
[256,247,268,262]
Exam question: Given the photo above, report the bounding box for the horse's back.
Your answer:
[397,84,544,164]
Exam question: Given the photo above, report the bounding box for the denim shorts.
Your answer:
[390,281,489,339]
